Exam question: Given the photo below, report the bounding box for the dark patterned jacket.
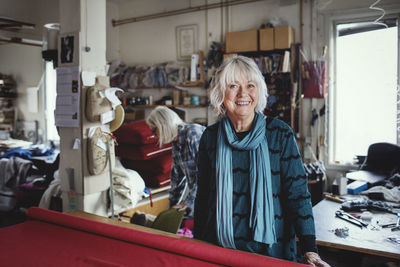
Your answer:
[170,123,205,218]
[194,117,317,262]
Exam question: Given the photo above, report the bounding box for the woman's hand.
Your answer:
[172,203,187,212]
[304,252,330,267]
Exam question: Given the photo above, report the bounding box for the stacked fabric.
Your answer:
[114,120,172,188]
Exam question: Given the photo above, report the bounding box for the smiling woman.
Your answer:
[195,56,330,266]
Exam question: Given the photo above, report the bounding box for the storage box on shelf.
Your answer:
[259,27,274,51]
[226,26,294,53]
[259,26,295,51]
[274,26,294,50]
[225,29,258,53]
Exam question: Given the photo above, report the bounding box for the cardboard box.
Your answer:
[223,53,237,61]
[274,26,294,49]
[259,28,274,51]
[225,29,258,53]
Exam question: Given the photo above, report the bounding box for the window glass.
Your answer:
[45,61,59,141]
[333,22,398,164]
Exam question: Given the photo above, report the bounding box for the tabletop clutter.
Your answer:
[324,165,400,246]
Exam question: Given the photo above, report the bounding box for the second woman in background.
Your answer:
[146,106,205,222]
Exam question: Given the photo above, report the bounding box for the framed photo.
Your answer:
[58,32,79,67]
[176,24,198,61]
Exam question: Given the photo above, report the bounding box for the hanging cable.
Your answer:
[369,0,388,28]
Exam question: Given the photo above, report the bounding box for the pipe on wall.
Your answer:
[0,37,42,47]
[112,0,264,27]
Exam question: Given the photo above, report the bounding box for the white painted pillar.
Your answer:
[59,0,109,216]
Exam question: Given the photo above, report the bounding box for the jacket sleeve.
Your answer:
[194,130,211,240]
[169,161,186,208]
[280,127,317,254]
[182,133,202,215]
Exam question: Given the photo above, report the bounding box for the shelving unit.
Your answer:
[122,86,209,125]
[0,75,17,138]
[114,50,209,124]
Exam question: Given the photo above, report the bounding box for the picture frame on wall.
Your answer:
[58,32,79,67]
[176,24,198,61]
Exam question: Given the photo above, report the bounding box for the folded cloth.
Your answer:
[137,170,170,188]
[114,120,158,145]
[116,143,172,161]
[121,153,172,173]
[112,158,146,211]
[361,185,400,203]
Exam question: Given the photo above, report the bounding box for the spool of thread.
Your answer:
[191,95,200,105]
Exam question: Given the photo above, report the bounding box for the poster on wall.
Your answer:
[176,24,198,61]
[58,32,79,67]
[55,66,80,127]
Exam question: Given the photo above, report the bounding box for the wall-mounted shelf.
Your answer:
[0,97,17,100]
[177,50,205,88]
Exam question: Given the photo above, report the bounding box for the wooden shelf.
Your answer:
[0,96,17,100]
[128,104,207,109]
[177,80,205,88]
[177,50,205,88]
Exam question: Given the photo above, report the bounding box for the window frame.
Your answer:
[321,5,400,170]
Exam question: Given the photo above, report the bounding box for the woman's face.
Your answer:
[223,76,258,121]
[150,125,159,137]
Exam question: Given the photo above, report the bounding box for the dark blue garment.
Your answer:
[194,117,317,262]
[1,148,32,159]
[1,146,55,160]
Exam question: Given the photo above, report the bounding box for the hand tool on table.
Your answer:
[335,210,368,228]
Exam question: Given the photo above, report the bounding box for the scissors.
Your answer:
[335,210,368,228]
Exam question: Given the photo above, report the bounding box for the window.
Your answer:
[44,61,59,141]
[327,10,400,165]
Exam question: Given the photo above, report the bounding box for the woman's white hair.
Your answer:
[146,106,184,146]
[209,55,268,118]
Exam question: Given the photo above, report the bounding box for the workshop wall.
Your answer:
[111,0,299,65]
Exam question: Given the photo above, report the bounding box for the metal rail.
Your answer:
[112,0,264,27]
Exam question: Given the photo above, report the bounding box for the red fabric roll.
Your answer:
[121,152,172,173]
[114,120,158,145]
[0,218,217,266]
[138,170,171,188]
[116,142,172,161]
[21,207,302,267]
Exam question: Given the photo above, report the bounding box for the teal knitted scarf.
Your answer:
[216,112,276,248]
